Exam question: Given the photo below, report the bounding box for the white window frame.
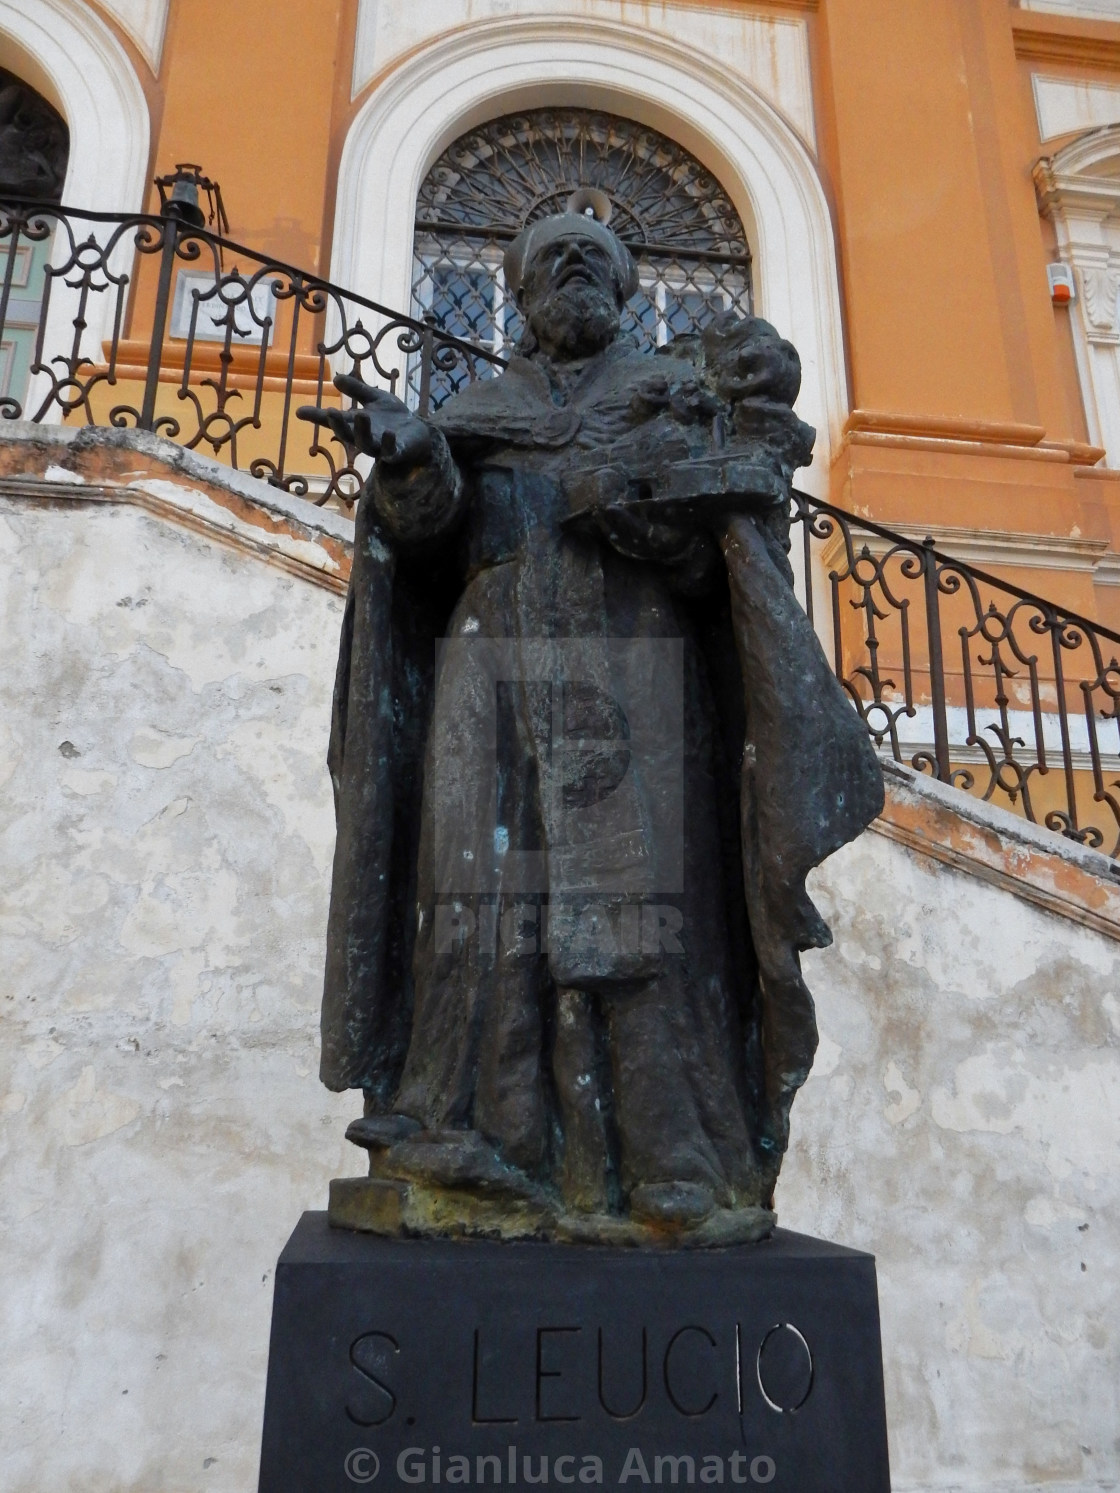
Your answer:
[1036,127,1120,466]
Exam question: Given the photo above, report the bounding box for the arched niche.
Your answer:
[331,17,847,495]
[0,64,70,407]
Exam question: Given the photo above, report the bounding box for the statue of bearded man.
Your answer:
[302,198,882,1246]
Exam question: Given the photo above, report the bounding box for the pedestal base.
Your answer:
[258,1212,891,1492]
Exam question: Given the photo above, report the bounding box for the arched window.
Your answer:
[410,107,752,407]
[0,68,69,410]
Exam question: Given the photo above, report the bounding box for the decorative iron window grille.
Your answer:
[410,107,753,408]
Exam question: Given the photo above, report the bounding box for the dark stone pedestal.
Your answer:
[258,1213,890,1493]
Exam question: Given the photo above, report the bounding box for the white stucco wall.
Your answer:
[0,476,1117,1493]
[787,830,1120,1493]
[0,491,363,1493]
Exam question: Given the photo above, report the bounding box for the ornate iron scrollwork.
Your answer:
[2,189,1119,860]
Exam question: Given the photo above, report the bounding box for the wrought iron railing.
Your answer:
[792,491,1120,861]
[0,199,503,506]
[3,199,1119,859]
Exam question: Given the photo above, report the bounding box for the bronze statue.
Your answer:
[301,197,882,1246]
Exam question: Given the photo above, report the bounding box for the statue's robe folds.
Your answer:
[321,338,883,1208]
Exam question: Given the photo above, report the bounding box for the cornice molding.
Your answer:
[0,423,353,593]
[875,760,1120,944]
[1014,14,1120,70]
[1090,551,1120,584]
[1035,164,1120,217]
[820,520,1111,575]
[845,410,1047,446]
[843,413,1105,467]
[844,431,1073,463]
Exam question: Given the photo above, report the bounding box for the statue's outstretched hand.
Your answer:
[298,373,432,468]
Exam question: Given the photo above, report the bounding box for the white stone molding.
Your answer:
[0,420,354,592]
[1033,74,1120,143]
[91,0,170,72]
[0,1,149,215]
[331,16,846,496]
[1079,263,1120,341]
[1021,0,1120,19]
[875,759,1120,946]
[1036,125,1120,463]
[349,0,816,150]
[0,0,151,418]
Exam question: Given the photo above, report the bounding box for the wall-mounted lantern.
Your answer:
[154,164,229,235]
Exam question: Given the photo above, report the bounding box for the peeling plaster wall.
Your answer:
[786,833,1120,1493]
[0,495,362,1493]
[1,484,1119,1491]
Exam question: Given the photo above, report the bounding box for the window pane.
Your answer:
[427,261,494,343]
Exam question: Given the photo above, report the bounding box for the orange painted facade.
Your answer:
[9,0,1120,620]
[813,0,1120,626]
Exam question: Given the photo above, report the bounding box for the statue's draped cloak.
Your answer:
[321,342,883,1196]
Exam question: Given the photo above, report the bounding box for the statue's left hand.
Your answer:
[298,373,433,468]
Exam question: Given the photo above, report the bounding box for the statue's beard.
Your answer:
[528,282,621,359]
